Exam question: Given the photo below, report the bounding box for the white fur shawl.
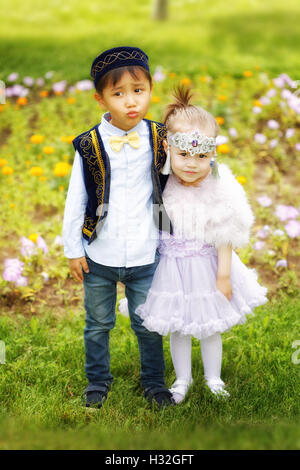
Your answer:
[162,163,255,249]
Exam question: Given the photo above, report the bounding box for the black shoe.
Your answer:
[83,384,109,409]
[144,387,176,408]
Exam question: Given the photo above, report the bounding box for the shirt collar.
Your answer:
[99,112,147,136]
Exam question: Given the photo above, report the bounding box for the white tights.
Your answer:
[170,331,223,384]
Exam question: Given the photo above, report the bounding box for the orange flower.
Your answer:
[62,154,70,161]
[218,95,227,102]
[216,116,225,125]
[236,175,247,185]
[0,105,5,112]
[39,176,47,182]
[243,70,253,78]
[67,97,76,104]
[169,73,176,79]
[54,162,71,177]
[180,78,191,86]
[2,166,14,175]
[151,96,161,103]
[217,144,230,154]
[17,97,28,106]
[30,134,45,144]
[28,233,39,243]
[253,100,262,107]
[40,90,49,97]
[29,166,43,176]
[0,158,8,167]
[43,146,54,154]
[66,135,75,144]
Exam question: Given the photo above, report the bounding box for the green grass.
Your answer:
[1,0,300,82]
[0,293,299,449]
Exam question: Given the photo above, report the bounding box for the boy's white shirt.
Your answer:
[62,113,159,267]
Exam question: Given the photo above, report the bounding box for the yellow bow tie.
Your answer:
[109,131,140,152]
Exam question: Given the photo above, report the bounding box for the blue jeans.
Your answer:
[82,250,166,391]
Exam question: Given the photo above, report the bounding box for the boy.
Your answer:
[63,46,174,408]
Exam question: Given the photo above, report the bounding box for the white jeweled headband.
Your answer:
[168,131,217,156]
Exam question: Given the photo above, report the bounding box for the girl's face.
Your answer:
[164,125,215,184]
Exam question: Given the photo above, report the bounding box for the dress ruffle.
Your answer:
[136,239,268,340]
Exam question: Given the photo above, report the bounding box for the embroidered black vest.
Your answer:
[72,119,172,244]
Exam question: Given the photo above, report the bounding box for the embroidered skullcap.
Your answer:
[91,46,150,87]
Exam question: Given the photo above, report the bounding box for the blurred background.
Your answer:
[1,0,300,81]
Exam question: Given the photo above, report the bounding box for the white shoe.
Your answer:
[169,378,193,404]
[205,377,230,398]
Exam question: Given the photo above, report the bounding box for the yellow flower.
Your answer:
[236,175,247,185]
[254,65,261,70]
[54,162,71,177]
[216,116,225,125]
[253,100,262,107]
[200,76,208,83]
[63,154,70,161]
[25,160,31,166]
[28,233,39,243]
[40,90,49,97]
[217,144,230,154]
[151,96,161,103]
[10,203,15,209]
[218,95,227,102]
[30,134,45,144]
[145,113,153,120]
[17,97,28,106]
[43,146,55,154]
[67,97,76,104]
[180,78,191,86]
[59,185,64,191]
[243,70,253,78]
[30,166,43,176]
[61,135,76,144]
[2,166,14,175]
[0,158,8,167]
[39,176,47,182]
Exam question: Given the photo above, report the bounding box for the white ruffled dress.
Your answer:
[136,164,268,340]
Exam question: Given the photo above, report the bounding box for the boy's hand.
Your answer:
[69,257,89,283]
[216,276,232,301]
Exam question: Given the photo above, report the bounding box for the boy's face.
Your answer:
[164,123,214,184]
[95,70,152,131]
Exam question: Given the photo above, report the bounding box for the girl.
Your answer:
[135,87,268,403]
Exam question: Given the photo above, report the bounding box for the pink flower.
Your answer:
[37,236,48,254]
[2,258,27,286]
[257,195,272,207]
[54,235,64,246]
[153,66,166,83]
[273,229,285,236]
[52,80,67,93]
[256,225,271,239]
[273,76,285,88]
[295,143,300,151]
[36,78,45,87]
[260,96,271,105]
[286,128,295,138]
[254,133,266,144]
[285,220,300,238]
[76,80,93,91]
[7,73,19,82]
[275,204,299,221]
[276,259,288,268]
[267,120,279,129]
[266,88,276,98]
[23,76,34,86]
[15,276,28,287]
[269,139,278,148]
[228,128,238,138]
[253,241,265,250]
[252,106,262,114]
[45,71,54,79]
[21,237,37,257]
